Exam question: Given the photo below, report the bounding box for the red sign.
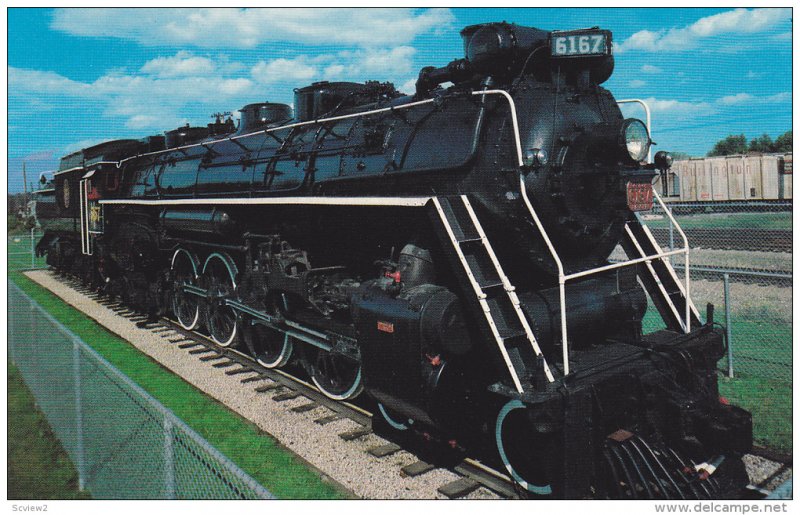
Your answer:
[377,321,394,333]
[626,182,653,211]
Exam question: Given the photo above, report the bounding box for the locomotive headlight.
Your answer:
[523,148,548,168]
[620,119,650,162]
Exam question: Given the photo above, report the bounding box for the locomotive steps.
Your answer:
[24,269,512,500]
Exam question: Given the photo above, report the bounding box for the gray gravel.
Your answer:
[25,270,502,500]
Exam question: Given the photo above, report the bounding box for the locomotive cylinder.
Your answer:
[160,208,240,237]
[520,273,647,350]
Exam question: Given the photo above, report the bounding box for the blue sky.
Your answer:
[7,7,793,192]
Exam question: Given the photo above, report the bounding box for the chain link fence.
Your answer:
[612,200,792,451]
[8,228,47,270]
[641,201,791,380]
[8,280,274,499]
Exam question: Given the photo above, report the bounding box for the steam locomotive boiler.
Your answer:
[35,22,753,498]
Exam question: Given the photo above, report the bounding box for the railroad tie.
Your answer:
[438,478,480,499]
[178,342,201,349]
[339,426,372,441]
[368,443,402,458]
[241,375,269,384]
[272,390,301,402]
[254,382,282,393]
[199,354,225,362]
[291,402,319,413]
[401,461,435,477]
[188,348,214,355]
[151,328,171,333]
[225,367,252,376]
[314,413,345,425]
[212,360,235,368]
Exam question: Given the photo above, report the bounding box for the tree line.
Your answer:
[707,131,792,157]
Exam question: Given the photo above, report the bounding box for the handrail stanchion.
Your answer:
[653,191,691,332]
[519,175,570,376]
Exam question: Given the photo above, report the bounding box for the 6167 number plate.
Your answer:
[627,182,653,211]
[551,30,610,57]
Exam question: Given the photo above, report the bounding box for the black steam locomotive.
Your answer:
[34,22,752,498]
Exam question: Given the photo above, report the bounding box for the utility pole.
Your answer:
[22,161,29,217]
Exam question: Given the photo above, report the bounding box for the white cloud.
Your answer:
[620,91,791,124]
[717,93,753,105]
[717,91,789,106]
[399,78,418,95]
[63,138,110,154]
[324,47,416,80]
[641,97,716,116]
[9,66,261,130]
[9,68,91,97]
[51,8,454,48]
[140,51,216,77]
[640,64,662,74]
[763,92,790,103]
[617,8,790,52]
[251,57,318,84]
[629,79,647,88]
[252,46,416,86]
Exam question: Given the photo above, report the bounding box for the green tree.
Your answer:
[670,151,693,161]
[748,133,775,153]
[708,134,747,157]
[774,131,792,152]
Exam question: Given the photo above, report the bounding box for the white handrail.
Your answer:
[653,191,692,332]
[56,90,525,173]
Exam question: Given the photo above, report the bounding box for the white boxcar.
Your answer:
[725,156,746,200]
[744,155,763,199]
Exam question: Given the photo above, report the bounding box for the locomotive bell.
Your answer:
[654,150,674,170]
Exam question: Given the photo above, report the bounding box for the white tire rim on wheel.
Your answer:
[170,248,200,331]
[202,252,238,347]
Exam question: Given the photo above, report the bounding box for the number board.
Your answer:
[626,182,653,211]
[550,30,611,58]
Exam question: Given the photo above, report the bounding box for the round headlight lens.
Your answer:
[622,119,650,162]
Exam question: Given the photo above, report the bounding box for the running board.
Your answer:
[622,220,701,333]
[430,196,554,394]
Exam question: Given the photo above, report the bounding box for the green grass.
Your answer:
[727,318,792,382]
[718,374,792,453]
[647,211,791,231]
[7,233,46,270]
[8,270,348,499]
[8,360,92,500]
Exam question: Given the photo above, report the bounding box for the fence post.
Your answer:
[164,417,176,499]
[30,227,36,269]
[668,206,674,265]
[723,273,734,378]
[73,340,86,491]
